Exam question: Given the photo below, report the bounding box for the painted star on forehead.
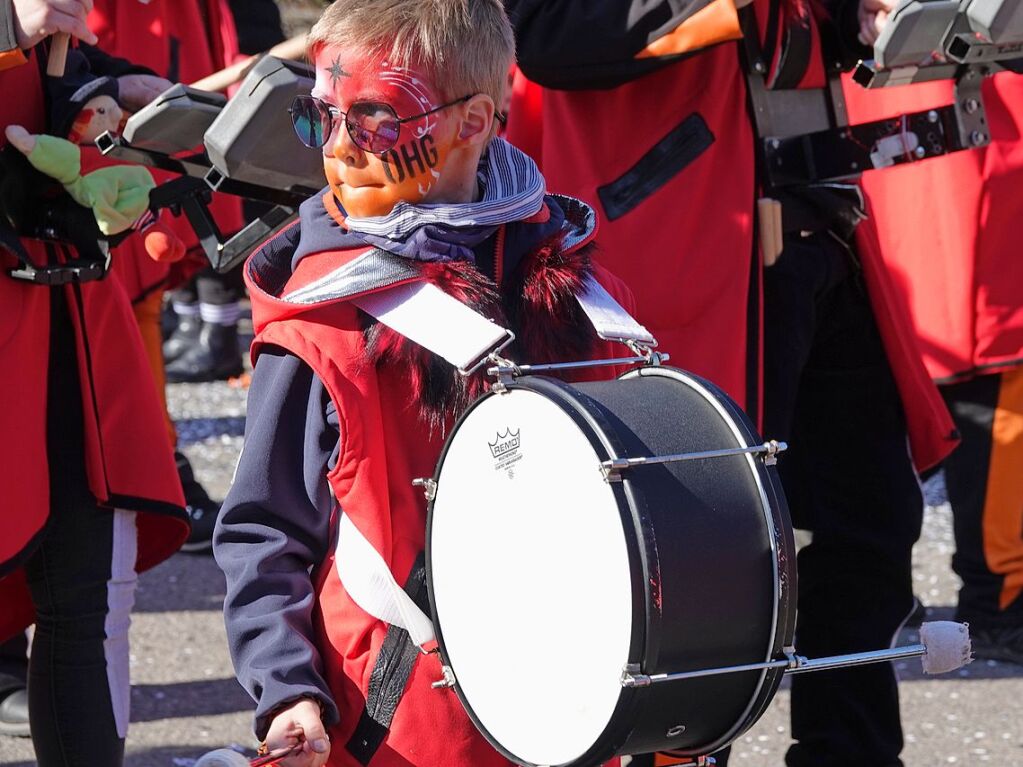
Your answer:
[325,56,351,86]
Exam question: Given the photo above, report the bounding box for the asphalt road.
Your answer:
[2,360,1022,766]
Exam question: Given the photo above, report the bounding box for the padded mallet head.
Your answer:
[919,621,973,674]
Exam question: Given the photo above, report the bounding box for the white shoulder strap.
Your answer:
[335,512,437,648]
[354,282,512,375]
[575,274,656,347]
[354,273,655,371]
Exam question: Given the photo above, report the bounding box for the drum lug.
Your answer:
[486,352,520,394]
[601,459,631,483]
[762,439,785,466]
[783,645,806,670]
[431,665,457,689]
[412,477,438,502]
[620,663,651,688]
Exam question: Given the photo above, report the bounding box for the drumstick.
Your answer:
[47,33,71,77]
[190,34,308,92]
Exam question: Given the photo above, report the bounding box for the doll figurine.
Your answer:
[5,94,185,261]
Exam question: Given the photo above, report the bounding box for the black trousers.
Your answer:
[763,234,923,767]
[941,370,1023,629]
[19,290,133,766]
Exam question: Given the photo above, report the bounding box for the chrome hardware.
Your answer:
[617,644,928,686]
[762,439,785,466]
[666,724,687,738]
[601,440,788,481]
[431,665,456,689]
[458,330,517,378]
[625,338,666,366]
[487,355,670,389]
[783,646,805,670]
[620,663,651,688]
[486,352,521,394]
[412,478,437,502]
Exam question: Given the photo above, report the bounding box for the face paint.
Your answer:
[312,45,460,219]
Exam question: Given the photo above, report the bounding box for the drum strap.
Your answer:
[354,281,512,374]
[354,273,655,372]
[335,512,437,648]
[575,274,657,347]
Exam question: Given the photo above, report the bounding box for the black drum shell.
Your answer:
[426,366,796,766]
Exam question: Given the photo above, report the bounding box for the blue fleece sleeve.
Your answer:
[213,348,342,739]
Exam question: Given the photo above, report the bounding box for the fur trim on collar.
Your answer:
[363,235,601,431]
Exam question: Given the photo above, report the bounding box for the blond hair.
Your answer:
[307,0,515,108]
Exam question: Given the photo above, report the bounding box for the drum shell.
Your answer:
[426,367,796,765]
[570,368,795,758]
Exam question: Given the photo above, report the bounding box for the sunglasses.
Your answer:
[289,93,475,154]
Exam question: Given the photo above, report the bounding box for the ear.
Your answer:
[457,94,496,146]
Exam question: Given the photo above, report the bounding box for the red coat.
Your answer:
[87,0,245,300]
[244,199,632,766]
[842,72,1023,383]
[0,51,188,642]
[507,0,956,471]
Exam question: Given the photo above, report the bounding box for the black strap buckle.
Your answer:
[8,253,111,285]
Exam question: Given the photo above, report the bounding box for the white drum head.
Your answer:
[429,388,634,766]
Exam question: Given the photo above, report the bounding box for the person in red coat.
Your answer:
[0,0,188,762]
[505,0,958,765]
[843,66,1023,664]
[214,2,637,765]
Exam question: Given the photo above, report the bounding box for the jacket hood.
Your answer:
[244,188,598,333]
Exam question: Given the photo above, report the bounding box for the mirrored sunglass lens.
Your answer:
[347,102,401,153]
[291,97,328,148]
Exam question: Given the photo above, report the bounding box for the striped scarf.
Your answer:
[343,137,546,241]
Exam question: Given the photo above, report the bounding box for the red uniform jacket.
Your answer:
[241,194,633,766]
[843,72,1023,383]
[0,54,187,641]
[506,0,956,471]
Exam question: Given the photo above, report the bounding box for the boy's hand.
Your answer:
[11,0,98,49]
[264,698,331,767]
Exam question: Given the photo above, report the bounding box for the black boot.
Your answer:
[163,314,202,364]
[165,322,244,384]
[176,451,221,554]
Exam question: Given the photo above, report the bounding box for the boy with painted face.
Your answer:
[213,2,636,766]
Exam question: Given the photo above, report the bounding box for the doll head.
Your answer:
[67,94,124,145]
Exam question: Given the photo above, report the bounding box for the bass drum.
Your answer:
[426,366,797,766]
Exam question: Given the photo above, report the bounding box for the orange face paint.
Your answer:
[312,45,459,219]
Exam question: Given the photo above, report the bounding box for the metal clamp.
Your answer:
[8,253,111,285]
[431,665,456,689]
[625,339,666,366]
[485,351,522,394]
[457,330,516,379]
[620,663,651,688]
[412,477,437,502]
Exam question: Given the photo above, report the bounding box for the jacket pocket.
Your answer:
[597,112,715,221]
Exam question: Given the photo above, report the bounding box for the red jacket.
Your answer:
[842,72,1023,383]
[242,195,632,766]
[0,48,188,642]
[506,0,957,471]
